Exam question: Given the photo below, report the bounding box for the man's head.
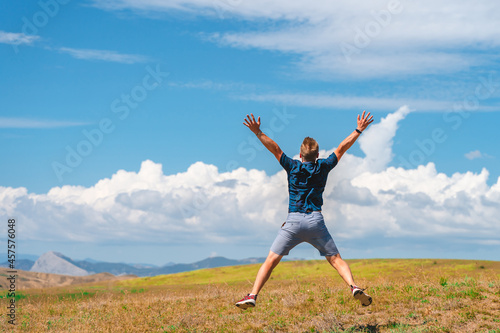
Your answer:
[300,137,319,162]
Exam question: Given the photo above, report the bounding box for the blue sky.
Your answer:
[1,0,499,265]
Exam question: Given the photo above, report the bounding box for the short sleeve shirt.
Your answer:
[279,152,338,213]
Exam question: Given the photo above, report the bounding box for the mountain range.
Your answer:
[0,251,269,277]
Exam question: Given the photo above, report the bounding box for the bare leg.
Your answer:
[250,251,283,295]
[325,253,355,287]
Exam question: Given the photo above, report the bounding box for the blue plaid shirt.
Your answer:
[279,152,338,213]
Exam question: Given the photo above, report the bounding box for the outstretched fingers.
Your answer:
[360,111,373,124]
[243,114,261,134]
[243,114,253,127]
[356,110,375,132]
[245,114,260,123]
[358,110,369,123]
[365,112,374,125]
[251,114,260,126]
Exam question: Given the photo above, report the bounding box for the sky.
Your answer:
[1,0,499,266]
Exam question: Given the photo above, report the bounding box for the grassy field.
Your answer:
[1,259,499,332]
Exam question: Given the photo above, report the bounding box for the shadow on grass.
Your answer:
[347,324,379,332]
[339,322,424,332]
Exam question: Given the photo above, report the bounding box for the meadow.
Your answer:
[1,259,499,332]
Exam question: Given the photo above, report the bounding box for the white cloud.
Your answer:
[168,85,475,113]
[465,150,492,160]
[0,31,39,45]
[0,117,89,129]
[359,106,410,171]
[91,0,500,78]
[168,80,256,91]
[237,93,477,112]
[465,150,482,160]
[2,107,499,254]
[58,47,150,64]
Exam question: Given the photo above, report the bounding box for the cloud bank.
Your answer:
[91,0,500,78]
[2,107,499,256]
[236,93,498,113]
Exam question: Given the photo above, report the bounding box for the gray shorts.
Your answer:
[270,212,339,256]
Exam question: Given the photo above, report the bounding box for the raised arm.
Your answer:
[334,111,374,161]
[243,114,283,161]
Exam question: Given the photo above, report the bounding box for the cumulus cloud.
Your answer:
[359,106,410,171]
[91,0,500,78]
[2,107,499,253]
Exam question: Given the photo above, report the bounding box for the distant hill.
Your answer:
[0,253,37,271]
[30,252,89,276]
[0,259,35,271]
[25,251,268,277]
[151,256,267,276]
[0,267,136,290]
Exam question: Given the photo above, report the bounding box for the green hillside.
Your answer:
[2,259,499,332]
[117,258,500,287]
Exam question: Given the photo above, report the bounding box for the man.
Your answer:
[235,111,374,310]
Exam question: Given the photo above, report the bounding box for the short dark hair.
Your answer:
[300,137,319,162]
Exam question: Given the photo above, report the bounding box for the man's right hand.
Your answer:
[243,113,283,161]
[243,114,261,135]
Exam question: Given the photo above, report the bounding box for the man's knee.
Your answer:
[326,253,342,266]
[267,251,283,265]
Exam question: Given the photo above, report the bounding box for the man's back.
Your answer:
[279,152,338,213]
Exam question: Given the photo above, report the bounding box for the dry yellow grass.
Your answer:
[1,259,499,332]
